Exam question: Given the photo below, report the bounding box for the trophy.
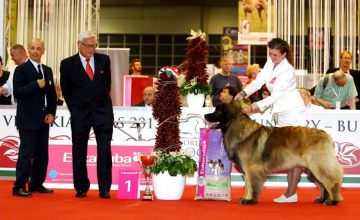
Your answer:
[139,154,156,201]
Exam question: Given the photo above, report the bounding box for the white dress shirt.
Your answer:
[3,68,16,104]
[78,53,95,73]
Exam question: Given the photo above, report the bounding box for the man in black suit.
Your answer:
[60,32,114,199]
[12,38,57,197]
[310,50,360,109]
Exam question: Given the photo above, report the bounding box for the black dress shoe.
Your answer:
[13,188,32,198]
[99,191,110,199]
[29,186,54,194]
[75,190,87,198]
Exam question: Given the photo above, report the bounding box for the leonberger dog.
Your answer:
[204,101,343,205]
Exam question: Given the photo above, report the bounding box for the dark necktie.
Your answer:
[85,58,94,80]
[37,64,46,107]
[37,64,43,79]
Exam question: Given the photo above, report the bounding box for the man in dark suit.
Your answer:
[12,38,57,197]
[310,50,360,109]
[60,31,114,199]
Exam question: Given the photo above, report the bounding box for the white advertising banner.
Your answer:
[0,106,359,187]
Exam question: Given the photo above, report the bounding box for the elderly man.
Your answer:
[135,86,155,107]
[314,70,357,109]
[60,31,114,199]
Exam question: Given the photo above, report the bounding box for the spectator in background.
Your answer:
[0,56,11,104]
[243,64,261,88]
[310,50,360,109]
[243,64,262,103]
[219,85,238,104]
[129,58,142,75]
[0,44,28,104]
[135,86,155,107]
[314,70,357,110]
[210,56,242,107]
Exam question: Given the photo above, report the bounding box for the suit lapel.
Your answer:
[93,53,101,80]
[26,60,40,80]
[74,54,92,81]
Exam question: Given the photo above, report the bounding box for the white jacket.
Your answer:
[243,57,304,113]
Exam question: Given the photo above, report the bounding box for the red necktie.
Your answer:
[85,58,94,80]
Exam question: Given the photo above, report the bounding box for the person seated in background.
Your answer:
[260,85,271,99]
[310,50,360,109]
[129,58,142,75]
[135,86,155,107]
[298,88,323,110]
[55,83,64,106]
[0,56,11,105]
[243,64,261,87]
[243,64,262,103]
[258,85,272,114]
[314,70,357,109]
[219,85,238,104]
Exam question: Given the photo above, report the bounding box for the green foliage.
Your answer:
[150,151,197,177]
[180,80,212,96]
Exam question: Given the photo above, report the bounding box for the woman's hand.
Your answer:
[241,103,260,115]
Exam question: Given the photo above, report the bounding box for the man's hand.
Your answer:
[37,79,46,88]
[322,101,334,109]
[44,114,54,124]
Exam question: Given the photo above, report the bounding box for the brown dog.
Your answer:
[243,0,268,23]
[204,101,343,205]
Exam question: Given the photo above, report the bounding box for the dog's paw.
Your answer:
[324,200,339,206]
[314,197,326,203]
[239,197,257,205]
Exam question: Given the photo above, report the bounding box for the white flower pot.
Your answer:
[152,171,186,200]
[186,93,205,108]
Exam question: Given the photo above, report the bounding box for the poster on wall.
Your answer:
[238,0,274,45]
[222,27,249,76]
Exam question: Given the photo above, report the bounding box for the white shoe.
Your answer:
[273,193,298,203]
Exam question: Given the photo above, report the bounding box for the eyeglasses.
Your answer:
[80,41,97,49]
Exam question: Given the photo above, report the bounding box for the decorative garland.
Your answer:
[152,66,182,153]
[181,30,211,96]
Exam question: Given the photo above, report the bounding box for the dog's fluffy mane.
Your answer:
[218,100,252,133]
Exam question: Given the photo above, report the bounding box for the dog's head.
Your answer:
[205,100,250,133]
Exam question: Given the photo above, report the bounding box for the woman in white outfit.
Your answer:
[235,38,306,203]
